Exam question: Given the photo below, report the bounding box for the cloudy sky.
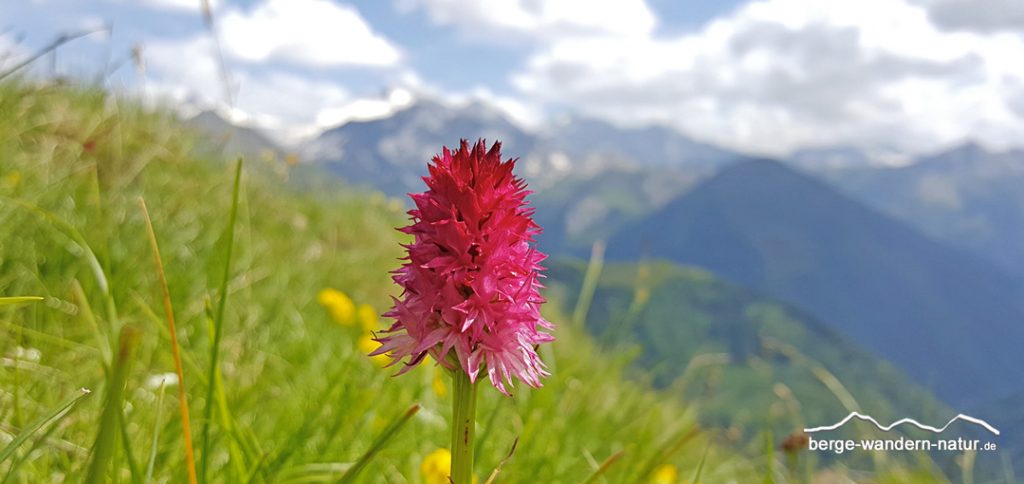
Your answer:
[4,0,1024,155]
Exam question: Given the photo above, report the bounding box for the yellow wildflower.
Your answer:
[421,449,451,484]
[358,333,388,367]
[317,288,355,326]
[357,303,379,331]
[653,464,679,483]
[317,288,335,306]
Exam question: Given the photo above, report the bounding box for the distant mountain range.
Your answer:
[300,99,739,195]
[187,110,281,158]
[604,159,1024,410]
[531,168,701,252]
[289,100,1024,285]
[544,116,740,169]
[302,100,539,195]
[824,142,1024,278]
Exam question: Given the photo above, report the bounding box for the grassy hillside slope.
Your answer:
[546,260,948,440]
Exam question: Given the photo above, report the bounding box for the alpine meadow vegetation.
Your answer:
[0,79,950,482]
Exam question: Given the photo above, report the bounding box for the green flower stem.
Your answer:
[451,370,479,484]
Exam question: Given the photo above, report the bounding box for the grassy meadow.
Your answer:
[0,80,946,482]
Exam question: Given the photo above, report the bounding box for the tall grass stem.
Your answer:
[85,325,140,483]
[201,158,243,482]
[140,197,199,484]
[571,241,605,327]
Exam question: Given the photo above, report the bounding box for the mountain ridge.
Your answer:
[300,100,742,195]
[605,158,1024,407]
[825,142,1024,277]
[545,258,951,450]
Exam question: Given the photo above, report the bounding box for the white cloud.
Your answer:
[447,86,543,129]
[144,36,361,141]
[511,0,1024,155]
[144,36,222,104]
[162,0,214,11]
[398,0,656,41]
[315,87,415,128]
[136,0,407,142]
[0,33,28,72]
[234,72,350,129]
[219,0,401,67]
[111,0,221,12]
[130,0,1024,155]
[917,0,1024,33]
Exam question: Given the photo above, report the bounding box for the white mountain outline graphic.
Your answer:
[804,412,1000,436]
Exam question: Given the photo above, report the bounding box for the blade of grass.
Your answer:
[474,397,504,460]
[763,431,775,484]
[483,438,518,484]
[600,268,651,348]
[2,197,120,361]
[144,382,168,484]
[202,298,254,479]
[0,387,91,465]
[139,197,199,484]
[337,404,421,484]
[633,426,700,482]
[572,241,605,328]
[258,369,352,481]
[962,448,976,484]
[314,386,353,462]
[762,337,888,470]
[1,398,75,484]
[85,325,140,483]
[199,0,235,107]
[0,318,96,353]
[0,197,110,302]
[201,158,243,482]
[0,296,43,306]
[205,298,251,480]
[131,294,206,386]
[244,453,271,484]
[691,443,710,484]
[581,449,625,484]
[119,402,142,484]
[73,279,113,366]
[0,28,108,80]
[1000,453,1015,483]
[277,463,352,484]
[213,368,249,480]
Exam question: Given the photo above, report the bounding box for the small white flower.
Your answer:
[145,372,179,390]
[13,346,41,362]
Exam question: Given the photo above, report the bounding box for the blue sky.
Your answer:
[3,0,1024,156]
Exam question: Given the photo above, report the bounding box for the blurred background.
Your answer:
[3,0,1024,482]
[6,0,1024,154]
